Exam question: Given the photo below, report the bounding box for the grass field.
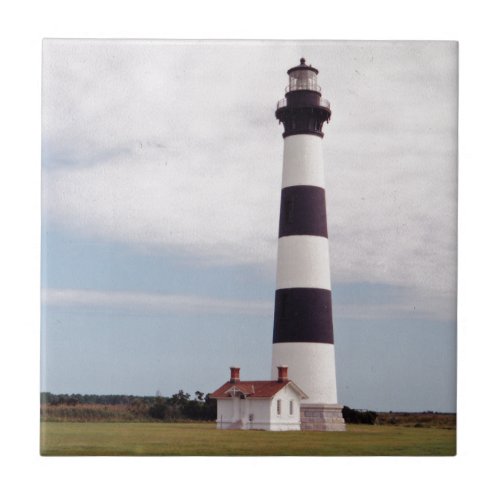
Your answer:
[40,422,456,456]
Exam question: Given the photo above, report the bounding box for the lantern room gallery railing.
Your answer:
[276,97,331,110]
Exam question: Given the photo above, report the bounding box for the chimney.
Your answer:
[230,366,240,383]
[277,365,288,383]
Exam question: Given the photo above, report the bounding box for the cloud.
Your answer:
[42,286,454,321]
[42,288,273,316]
[42,41,457,309]
[334,288,455,321]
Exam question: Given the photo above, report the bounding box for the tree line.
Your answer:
[40,390,217,422]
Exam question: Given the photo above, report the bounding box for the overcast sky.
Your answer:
[41,40,457,411]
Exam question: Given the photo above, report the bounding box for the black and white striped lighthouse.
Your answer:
[272,59,345,431]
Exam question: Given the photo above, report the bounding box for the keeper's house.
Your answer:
[210,366,308,431]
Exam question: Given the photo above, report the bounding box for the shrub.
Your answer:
[148,398,168,420]
[342,406,377,425]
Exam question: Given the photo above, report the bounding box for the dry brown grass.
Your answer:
[40,403,152,422]
[376,412,456,429]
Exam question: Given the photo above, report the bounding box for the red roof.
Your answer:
[210,380,306,399]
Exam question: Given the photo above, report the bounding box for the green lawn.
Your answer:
[40,422,456,456]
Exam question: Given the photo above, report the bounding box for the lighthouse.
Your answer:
[272,59,346,431]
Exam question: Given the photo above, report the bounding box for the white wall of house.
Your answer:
[269,385,302,431]
[216,385,302,431]
[216,397,271,430]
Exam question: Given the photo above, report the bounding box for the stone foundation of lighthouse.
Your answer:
[272,60,346,431]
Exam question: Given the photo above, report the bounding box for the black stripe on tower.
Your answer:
[279,185,328,238]
[273,288,334,344]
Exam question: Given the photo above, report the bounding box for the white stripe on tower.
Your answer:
[281,135,326,188]
[276,235,331,290]
[272,59,340,408]
[272,343,339,404]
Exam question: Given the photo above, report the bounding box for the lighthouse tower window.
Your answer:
[285,196,294,223]
[280,293,288,319]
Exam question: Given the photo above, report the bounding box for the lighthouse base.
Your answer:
[300,404,346,431]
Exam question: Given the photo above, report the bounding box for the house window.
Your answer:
[277,399,282,415]
[289,400,294,415]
